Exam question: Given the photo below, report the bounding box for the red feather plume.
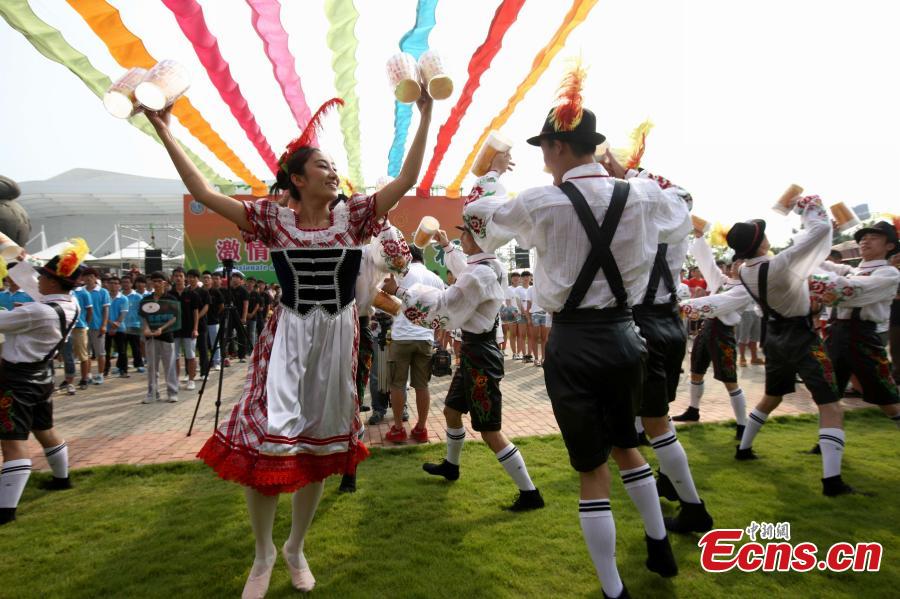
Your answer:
[549,59,586,133]
[279,98,345,169]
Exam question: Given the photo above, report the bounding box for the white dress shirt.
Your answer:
[463,163,692,313]
[682,236,754,325]
[399,246,505,335]
[737,196,833,319]
[0,261,78,363]
[642,237,691,306]
[390,262,444,341]
[812,259,899,332]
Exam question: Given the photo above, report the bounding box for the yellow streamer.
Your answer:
[447,0,598,197]
[67,0,268,195]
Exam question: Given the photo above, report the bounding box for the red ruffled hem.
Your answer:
[197,431,370,496]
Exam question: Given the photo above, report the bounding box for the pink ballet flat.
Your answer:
[241,562,274,599]
[282,543,316,592]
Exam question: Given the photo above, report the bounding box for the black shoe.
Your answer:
[822,475,869,497]
[735,445,758,461]
[665,499,714,534]
[0,507,15,525]
[57,381,68,391]
[672,407,700,422]
[637,431,651,446]
[38,477,72,491]
[338,474,357,493]
[508,488,545,512]
[359,404,371,413]
[367,411,385,425]
[422,459,460,481]
[523,354,533,363]
[78,380,89,390]
[603,583,631,599]
[808,443,821,455]
[656,471,678,501]
[735,424,745,441]
[645,534,678,577]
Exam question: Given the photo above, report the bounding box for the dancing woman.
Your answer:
[146,93,432,597]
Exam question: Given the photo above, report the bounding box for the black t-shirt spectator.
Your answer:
[256,291,270,325]
[248,289,261,318]
[139,292,179,343]
[172,287,200,338]
[193,285,211,328]
[207,288,224,325]
[229,285,250,322]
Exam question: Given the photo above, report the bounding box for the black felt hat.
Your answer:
[854,220,899,256]
[727,219,767,260]
[527,108,606,147]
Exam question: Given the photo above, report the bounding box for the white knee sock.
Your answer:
[819,428,845,478]
[740,408,768,450]
[244,487,278,576]
[445,426,466,465]
[729,389,747,426]
[496,444,537,491]
[44,442,69,479]
[0,459,32,510]
[284,481,325,571]
[620,464,667,540]
[634,416,645,434]
[579,499,623,598]
[650,432,701,504]
[689,381,704,409]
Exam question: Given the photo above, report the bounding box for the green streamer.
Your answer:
[324,0,364,188]
[0,0,235,193]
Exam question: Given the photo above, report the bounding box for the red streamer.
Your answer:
[415,0,526,197]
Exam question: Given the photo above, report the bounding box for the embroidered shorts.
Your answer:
[444,334,505,432]
[544,310,645,472]
[827,320,899,405]
[691,318,738,383]
[0,365,55,441]
[764,318,839,404]
[633,303,686,415]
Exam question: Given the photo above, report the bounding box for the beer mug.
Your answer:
[471,131,513,177]
[830,202,860,232]
[386,53,421,104]
[103,68,147,119]
[413,216,439,249]
[417,50,453,100]
[0,232,22,262]
[135,60,190,111]
[372,289,402,316]
[772,183,804,215]
[691,215,711,235]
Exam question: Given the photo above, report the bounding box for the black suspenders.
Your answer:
[643,243,677,305]
[558,179,630,312]
[43,302,78,362]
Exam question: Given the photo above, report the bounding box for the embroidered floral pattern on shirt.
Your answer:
[0,391,14,432]
[465,215,488,240]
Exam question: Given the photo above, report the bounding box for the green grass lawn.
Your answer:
[3,409,897,598]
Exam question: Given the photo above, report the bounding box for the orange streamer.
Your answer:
[447,0,598,197]
[67,0,268,195]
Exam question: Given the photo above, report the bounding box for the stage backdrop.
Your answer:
[184,194,466,283]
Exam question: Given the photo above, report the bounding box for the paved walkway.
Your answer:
[24,344,871,471]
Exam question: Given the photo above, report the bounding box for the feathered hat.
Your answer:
[38,238,89,284]
[527,59,605,147]
[277,98,344,172]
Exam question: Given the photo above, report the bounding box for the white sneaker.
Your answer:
[186,380,196,391]
[167,396,179,403]
[142,395,156,404]
[180,375,189,382]
[92,374,104,385]
[66,384,76,395]
[212,364,221,371]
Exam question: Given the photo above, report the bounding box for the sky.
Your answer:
[1,0,898,245]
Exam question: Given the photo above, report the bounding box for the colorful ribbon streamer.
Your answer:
[446,0,598,197]
[245,0,314,138]
[416,0,525,196]
[0,0,235,194]
[387,0,438,178]
[65,0,267,195]
[161,0,280,175]
[324,0,364,188]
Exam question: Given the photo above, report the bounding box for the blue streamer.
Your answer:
[386,0,438,177]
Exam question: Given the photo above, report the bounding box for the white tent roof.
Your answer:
[31,240,97,261]
[85,240,167,262]
[18,168,186,219]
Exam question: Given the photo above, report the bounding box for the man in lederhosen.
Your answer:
[812,220,900,424]
[383,227,545,511]
[615,165,714,536]
[727,195,859,496]
[462,70,690,598]
[0,242,85,524]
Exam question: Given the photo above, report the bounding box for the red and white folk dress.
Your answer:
[198,195,385,495]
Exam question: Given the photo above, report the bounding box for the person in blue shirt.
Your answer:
[83,268,110,384]
[104,276,131,378]
[122,275,145,373]
[72,283,93,389]
[0,285,12,311]
[1,270,33,310]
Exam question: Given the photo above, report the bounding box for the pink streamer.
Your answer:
[162,0,279,174]
[245,0,314,142]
